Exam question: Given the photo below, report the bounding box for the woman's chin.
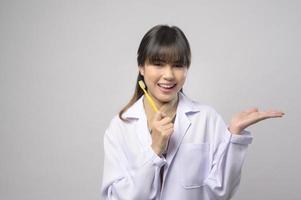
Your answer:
[156,93,178,104]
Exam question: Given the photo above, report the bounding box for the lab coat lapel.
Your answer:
[123,96,152,147]
[166,93,197,165]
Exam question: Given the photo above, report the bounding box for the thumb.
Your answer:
[154,111,166,121]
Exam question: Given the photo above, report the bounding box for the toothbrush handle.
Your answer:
[145,93,158,112]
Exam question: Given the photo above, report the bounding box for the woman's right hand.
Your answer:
[150,111,174,156]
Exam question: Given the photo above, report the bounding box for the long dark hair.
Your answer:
[119,25,191,121]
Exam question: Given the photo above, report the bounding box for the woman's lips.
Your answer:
[157,83,177,93]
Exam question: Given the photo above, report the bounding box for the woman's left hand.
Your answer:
[229,108,285,135]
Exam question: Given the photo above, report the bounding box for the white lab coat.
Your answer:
[101,92,253,200]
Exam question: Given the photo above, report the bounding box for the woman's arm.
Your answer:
[203,113,252,199]
[203,108,283,200]
[101,118,166,200]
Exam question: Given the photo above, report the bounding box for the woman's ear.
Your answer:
[138,65,145,76]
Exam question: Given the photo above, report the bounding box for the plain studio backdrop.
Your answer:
[1,0,300,199]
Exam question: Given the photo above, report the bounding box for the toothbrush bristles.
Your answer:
[138,80,158,112]
[138,80,145,89]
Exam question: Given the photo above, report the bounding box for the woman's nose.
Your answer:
[162,65,174,80]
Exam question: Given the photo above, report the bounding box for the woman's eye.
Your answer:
[154,62,163,66]
[174,64,183,68]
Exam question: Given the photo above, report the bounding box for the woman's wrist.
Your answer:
[228,126,243,135]
[151,144,162,156]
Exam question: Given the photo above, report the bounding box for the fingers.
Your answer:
[153,111,167,121]
[260,110,285,119]
[154,111,172,124]
[244,110,285,125]
[244,107,285,118]
[162,123,173,130]
[244,107,258,114]
[152,111,174,134]
[151,112,174,155]
[156,118,174,133]
[161,126,174,138]
[160,116,173,125]
[153,111,162,120]
[266,110,285,115]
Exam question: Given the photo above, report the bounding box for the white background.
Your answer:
[1,0,300,199]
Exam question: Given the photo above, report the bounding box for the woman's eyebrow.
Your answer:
[156,58,166,62]
[172,60,182,64]
[152,58,166,63]
[152,58,183,65]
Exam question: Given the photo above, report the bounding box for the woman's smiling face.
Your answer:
[139,60,188,105]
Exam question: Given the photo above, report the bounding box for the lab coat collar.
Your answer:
[123,92,200,120]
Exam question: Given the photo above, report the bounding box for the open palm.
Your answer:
[229,108,285,134]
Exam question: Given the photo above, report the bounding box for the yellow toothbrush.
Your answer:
[138,80,158,112]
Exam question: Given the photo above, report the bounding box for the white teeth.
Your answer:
[158,84,175,89]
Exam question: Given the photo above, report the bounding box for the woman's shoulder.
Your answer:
[107,114,129,129]
[184,97,226,128]
[181,93,220,117]
[104,115,126,136]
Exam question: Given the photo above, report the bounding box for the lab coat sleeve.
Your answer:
[101,118,167,200]
[204,113,253,200]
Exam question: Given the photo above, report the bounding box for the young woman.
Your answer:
[101,25,284,200]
